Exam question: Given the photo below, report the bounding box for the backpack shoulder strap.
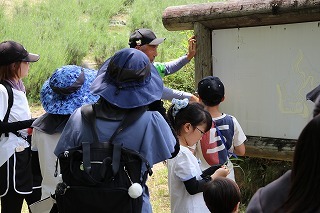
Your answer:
[213,120,237,160]
[108,107,147,176]
[0,81,13,137]
[81,104,99,143]
[80,104,147,175]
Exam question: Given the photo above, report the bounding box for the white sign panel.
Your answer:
[212,22,320,139]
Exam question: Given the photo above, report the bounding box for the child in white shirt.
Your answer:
[167,98,229,213]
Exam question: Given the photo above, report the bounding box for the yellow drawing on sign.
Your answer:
[277,50,316,118]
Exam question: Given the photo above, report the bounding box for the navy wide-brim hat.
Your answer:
[91,48,163,109]
[41,65,99,115]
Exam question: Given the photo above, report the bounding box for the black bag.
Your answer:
[55,104,152,213]
[0,81,42,196]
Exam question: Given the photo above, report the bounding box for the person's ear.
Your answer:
[233,202,240,213]
[221,96,225,103]
[183,123,192,133]
[9,63,17,70]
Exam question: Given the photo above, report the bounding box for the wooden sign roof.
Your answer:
[162,0,320,30]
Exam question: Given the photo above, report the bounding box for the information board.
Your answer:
[212,21,320,139]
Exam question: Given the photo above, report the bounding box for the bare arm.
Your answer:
[155,36,197,76]
[233,143,245,156]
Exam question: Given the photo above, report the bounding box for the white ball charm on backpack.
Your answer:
[128,183,143,198]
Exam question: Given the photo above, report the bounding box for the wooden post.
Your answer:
[194,23,212,87]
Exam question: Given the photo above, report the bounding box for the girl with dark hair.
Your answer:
[203,177,241,213]
[167,98,229,213]
[247,114,320,212]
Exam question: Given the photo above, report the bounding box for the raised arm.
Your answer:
[186,35,196,61]
[154,35,197,77]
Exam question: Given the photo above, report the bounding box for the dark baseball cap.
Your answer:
[128,28,165,47]
[0,41,40,66]
[198,76,225,101]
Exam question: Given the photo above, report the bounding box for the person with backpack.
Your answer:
[166,98,230,213]
[195,76,246,181]
[54,48,178,213]
[31,65,99,200]
[0,40,40,213]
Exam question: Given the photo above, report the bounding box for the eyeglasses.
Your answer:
[195,127,205,135]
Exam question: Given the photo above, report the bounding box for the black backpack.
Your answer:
[55,104,153,213]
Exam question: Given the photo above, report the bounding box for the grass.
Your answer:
[1,0,219,103]
[149,163,171,213]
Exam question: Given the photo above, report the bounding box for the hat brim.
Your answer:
[97,57,111,76]
[21,53,40,63]
[91,62,163,109]
[148,38,165,46]
[40,68,99,114]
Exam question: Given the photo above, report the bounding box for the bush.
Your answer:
[0,0,217,103]
[235,157,292,205]
[0,0,126,102]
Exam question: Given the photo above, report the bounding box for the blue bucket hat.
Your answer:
[40,65,99,115]
[90,48,163,108]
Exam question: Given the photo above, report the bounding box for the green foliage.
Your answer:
[162,31,196,93]
[235,157,292,205]
[0,0,126,102]
[1,0,218,103]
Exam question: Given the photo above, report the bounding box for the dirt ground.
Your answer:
[30,104,45,118]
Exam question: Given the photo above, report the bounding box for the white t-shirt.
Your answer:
[0,85,30,167]
[167,146,210,213]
